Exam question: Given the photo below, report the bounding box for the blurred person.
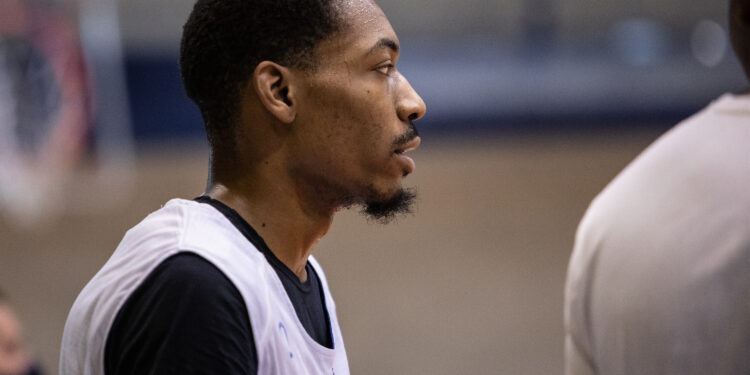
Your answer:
[564,0,750,374]
[60,0,425,374]
[0,290,40,375]
[0,0,91,224]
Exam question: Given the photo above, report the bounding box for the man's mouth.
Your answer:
[394,136,421,176]
[394,136,421,155]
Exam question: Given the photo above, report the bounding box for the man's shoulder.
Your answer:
[112,252,249,327]
[149,251,241,291]
[121,198,248,255]
[124,198,202,237]
[104,252,257,374]
[115,198,195,248]
[569,92,750,285]
[585,94,748,212]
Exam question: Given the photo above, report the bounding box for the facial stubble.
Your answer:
[359,121,419,223]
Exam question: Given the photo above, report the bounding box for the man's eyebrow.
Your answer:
[368,38,399,55]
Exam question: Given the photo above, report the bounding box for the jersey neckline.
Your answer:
[193,195,316,293]
[193,195,336,351]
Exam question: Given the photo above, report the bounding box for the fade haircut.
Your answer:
[180,0,344,153]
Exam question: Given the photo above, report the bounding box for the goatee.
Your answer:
[361,187,416,224]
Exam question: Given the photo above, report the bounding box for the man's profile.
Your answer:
[60,0,425,373]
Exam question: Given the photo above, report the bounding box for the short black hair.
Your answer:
[180,0,344,153]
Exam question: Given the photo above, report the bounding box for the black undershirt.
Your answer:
[104,197,332,374]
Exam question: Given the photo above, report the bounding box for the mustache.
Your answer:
[393,121,419,147]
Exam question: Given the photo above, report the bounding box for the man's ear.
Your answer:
[253,61,297,124]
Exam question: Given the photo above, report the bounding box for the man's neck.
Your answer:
[206,179,333,282]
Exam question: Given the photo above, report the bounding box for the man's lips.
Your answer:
[394,136,421,154]
[394,136,421,176]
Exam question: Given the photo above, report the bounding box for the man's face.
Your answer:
[289,0,426,220]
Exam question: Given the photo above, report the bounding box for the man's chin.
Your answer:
[361,187,416,224]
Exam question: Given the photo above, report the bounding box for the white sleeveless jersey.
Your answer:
[60,198,349,375]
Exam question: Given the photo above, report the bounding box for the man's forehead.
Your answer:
[328,0,397,51]
[339,0,381,22]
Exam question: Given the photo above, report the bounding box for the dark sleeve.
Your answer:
[104,252,257,375]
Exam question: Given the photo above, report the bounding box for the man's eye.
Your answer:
[376,63,394,74]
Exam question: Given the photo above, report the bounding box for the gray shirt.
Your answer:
[565,94,750,375]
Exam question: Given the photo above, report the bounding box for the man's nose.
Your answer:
[396,74,426,122]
